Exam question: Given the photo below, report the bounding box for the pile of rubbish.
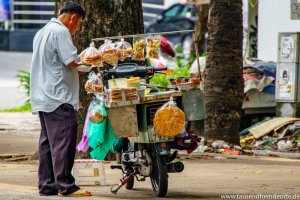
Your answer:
[242,59,276,109]
[190,117,300,156]
[240,117,300,152]
[192,137,243,155]
[206,139,242,155]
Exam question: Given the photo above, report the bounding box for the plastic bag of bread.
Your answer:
[153,97,185,137]
[146,35,160,59]
[85,72,104,94]
[115,38,133,61]
[79,42,102,66]
[132,36,145,60]
[99,39,119,66]
[89,99,106,124]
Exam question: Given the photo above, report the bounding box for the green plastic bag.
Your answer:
[86,99,117,160]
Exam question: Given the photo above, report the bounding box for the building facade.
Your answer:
[0,0,181,51]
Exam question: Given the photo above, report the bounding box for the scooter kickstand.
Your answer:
[111,174,133,194]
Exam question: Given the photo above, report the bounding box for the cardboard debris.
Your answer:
[249,117,300,139]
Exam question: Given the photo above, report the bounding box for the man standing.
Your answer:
[30,1,91,197]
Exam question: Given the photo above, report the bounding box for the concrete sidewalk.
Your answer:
[1,111,300,161]
[0,112,39,155]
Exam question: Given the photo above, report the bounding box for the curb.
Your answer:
[0,154,31,161]
[245,150,300,159]
[177,151,300,160]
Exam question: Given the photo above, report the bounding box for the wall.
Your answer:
[0,30,37,51]
[0,31,9,50]
[258,0,300,62]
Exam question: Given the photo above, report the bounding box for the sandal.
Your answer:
[59,189,92,197]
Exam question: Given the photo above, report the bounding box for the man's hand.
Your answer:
[68,61,80,68]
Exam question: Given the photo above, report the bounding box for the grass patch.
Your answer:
[0,104,31,112]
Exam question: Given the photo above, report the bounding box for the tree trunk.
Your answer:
[204,0,243,145]
[192,4,209,55]
[55,0,144,155]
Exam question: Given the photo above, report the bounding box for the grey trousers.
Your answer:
[38,103,79,195]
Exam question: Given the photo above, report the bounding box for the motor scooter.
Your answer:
[102,63,200,197]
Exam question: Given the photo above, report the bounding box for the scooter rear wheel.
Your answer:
[150,153,168,197]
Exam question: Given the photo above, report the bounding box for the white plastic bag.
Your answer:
[88,99,106,124]
[211,140,230,149]
[99,39,119,66]
[79,42,102,66]
[85,72,104,94]
[277,140,293,151]
[115,38,133,61]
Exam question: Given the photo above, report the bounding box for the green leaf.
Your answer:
[16,70,31,102]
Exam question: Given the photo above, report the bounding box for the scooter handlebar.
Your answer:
[106,64,167,79]
[153,67,168,72]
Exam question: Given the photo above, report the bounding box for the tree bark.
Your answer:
[204,0,243,145]
[55,0,144,154]
[192,4,209,55]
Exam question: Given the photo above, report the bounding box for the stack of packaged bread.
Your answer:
[107,87,138,103]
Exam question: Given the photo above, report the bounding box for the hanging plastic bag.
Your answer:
[76,102,93,152]
[115,38,133,61]
[153,97,186,137]
[132,36,145,60]
[79,42,102,66]
[99,39,119,66]
[85,72,104,94]
[146,35,160,59]
[85,99,117,160]
[88,99,107,124]
[93,73,104,94]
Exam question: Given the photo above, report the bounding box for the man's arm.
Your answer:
[67,61,80,68]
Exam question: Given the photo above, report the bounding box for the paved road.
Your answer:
[0,51,32,109]
[0,157,299,200]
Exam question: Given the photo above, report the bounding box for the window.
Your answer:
[164,5,181,18]
[178,5,195,18]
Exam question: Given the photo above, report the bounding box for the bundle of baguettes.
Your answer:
[81,53,102,66]
[101,48,119,65]
[107,87,138,103]
[79,42,102,66]
[116,48,133,59]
